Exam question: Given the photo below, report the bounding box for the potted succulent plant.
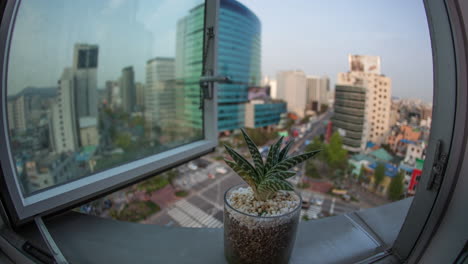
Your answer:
[223,129,320,264]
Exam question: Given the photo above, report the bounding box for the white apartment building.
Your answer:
[306,76,329,112]
[276,70,307,118]
[79,117,99,147]
[50,68,79,154]
[7,95,27,132]
[145,57,177,136]
[261,76,278,99]
[334,55,392,151]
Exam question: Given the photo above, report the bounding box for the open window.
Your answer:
[0,0,219,225]
[0,0,467,263]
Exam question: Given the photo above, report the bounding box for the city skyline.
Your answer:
[8,0,433,103]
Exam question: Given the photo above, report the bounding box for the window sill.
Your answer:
[11,198,412,264]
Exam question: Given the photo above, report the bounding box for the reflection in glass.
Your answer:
[7,0,204,196]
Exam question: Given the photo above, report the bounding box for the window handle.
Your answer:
[199,75,231,109]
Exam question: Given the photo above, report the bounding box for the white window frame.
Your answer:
[0,0,219,225]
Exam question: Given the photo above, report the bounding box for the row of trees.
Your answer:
[365,162,404,201]
[304,132,348,179]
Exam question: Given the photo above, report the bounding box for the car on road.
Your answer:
[301,200,310,209]
[342,194,351,201]
[215,167,227,174]
[207,173,215,179]
[315,196,324,206]
[188,162,198,170]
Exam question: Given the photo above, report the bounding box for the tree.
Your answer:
[374,163,386,189]
[325,132,348,171]
[388,171,405,201]
[305,161,320,179]
[166,169,178,187]
[359,165,365,180]
[115,133,131,150]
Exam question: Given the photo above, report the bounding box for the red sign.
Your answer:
[408,169,422,195]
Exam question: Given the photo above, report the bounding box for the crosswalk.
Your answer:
[301,204,322,220]
[167,200,223,228]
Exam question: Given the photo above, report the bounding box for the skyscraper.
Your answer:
[50,68,79,153]
[135,82,145,111]
[119,66,136,113]
[145,57,176,136]
[72,44,98,118]
[276,70,307,118]
[176,0,261,132]
[333,55,392,152]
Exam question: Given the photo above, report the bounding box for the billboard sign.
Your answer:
[248,86,270,100]
[349,55,381,74]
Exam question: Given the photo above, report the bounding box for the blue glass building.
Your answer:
[177,0,263,132]
[245,102,287,128]
[217,0,261,131]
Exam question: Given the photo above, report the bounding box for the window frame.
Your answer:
[392,0,466,261]
[0,0,219,225]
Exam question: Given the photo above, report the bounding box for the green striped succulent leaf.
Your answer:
[224,159,256,188]
[278,140,294,162]
[224,144,260,183]
[267,171,296,180]
[257,178,294,194]
[264,136,283,172]
[224,129,320,201]
[270,149,321,173]
[240,129,264,173]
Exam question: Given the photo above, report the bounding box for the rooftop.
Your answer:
[369,148,394,163]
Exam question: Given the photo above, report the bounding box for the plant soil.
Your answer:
[224,188,301,264]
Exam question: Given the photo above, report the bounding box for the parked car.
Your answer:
[342,194,351,201]
[301,200,310,209]
[216,167,227,174]
[208,173,215,179]
[188,162,198,170]
[315,196,324,206]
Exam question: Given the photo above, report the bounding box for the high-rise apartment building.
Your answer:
[176,0,261,132]
[276,70,307,118]
[135,82,145,111]
[333,55,392,152]
[306,76,330,112]
[119,66,136,113]
[50,68,79,153]
[145,57,176,136]
[72,44,98,119]
[7,95,26,132]
[105,80,120,110]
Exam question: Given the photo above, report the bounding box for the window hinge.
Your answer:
[34,216,69,264]
[426,140,448,192]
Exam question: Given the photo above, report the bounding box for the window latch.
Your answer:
[199,75,232,109]
[426,140,448,192]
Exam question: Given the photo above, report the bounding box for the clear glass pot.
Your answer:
[224,184,302,264]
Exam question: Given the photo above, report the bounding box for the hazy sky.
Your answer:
[8,0,433,103]
[238,0,433,102]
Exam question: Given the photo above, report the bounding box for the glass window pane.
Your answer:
[82,0,434,230]
[6,0,205,196]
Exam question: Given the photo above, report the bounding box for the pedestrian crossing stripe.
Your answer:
[168,200,223,228]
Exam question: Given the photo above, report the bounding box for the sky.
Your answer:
[8,0,433,103]
[238,0,433,102]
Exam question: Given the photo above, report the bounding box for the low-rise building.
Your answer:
[244,100,287,128]
[79,117,99,147]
